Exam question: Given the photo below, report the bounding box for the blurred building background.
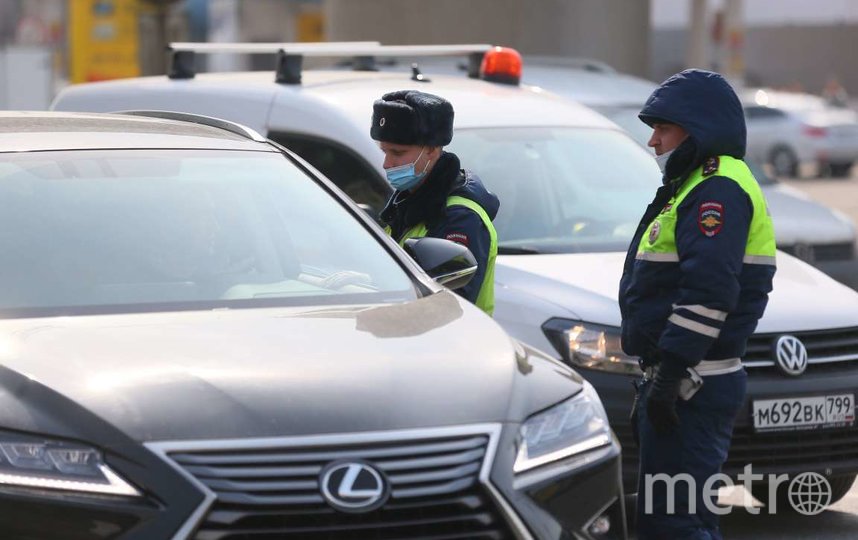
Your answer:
[0,0,856,109]
[652,0,858,95]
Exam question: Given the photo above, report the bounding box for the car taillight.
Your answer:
[803,125,828,138]
[480,46,522,85]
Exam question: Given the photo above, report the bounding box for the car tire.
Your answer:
[829,162,854,178]
[769,146,799,178]
[751,474,856,511]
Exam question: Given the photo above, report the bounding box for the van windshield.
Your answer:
[448,127,662,253]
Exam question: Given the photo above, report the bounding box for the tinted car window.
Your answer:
[0,150,415,316]
[448,127,661,252]
[269,132,390,212]
[745,106,786,119]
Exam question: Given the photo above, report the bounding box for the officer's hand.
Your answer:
[646,357,685,435]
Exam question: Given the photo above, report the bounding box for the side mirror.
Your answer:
[403,237,477,290]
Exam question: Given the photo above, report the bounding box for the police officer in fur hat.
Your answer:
[371,90,499,315]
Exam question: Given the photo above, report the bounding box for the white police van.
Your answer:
[53,42,858,504]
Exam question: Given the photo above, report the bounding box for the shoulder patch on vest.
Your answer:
[445,232,470,247]
[698,201,724,237]
[703,156,720,177]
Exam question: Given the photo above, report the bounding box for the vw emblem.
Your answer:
[320,461,389,513]
[774,335,808,376]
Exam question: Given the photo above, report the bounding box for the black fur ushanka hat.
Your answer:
[370,90,454,146]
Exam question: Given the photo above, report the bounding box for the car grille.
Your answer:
[724,425,858,472]
[779,242,855,262]
[166,432,514,540]
[614,422,858,489]
[742,327,858,372]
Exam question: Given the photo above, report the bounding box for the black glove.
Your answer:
[646,353,687,435]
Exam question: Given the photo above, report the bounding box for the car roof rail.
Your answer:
[115,110,268,142]
[167,42,495,84]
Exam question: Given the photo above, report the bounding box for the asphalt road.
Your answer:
[630,168,858,539]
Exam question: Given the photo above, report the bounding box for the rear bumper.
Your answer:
[803,139,858,164]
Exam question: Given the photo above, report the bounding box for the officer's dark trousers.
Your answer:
[636,369,747,540]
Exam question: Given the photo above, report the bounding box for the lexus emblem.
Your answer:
[320,461,388,513]
[775,335,808,376]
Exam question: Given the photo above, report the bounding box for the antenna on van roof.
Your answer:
[167,42,494,84]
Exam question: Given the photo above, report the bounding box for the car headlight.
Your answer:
[542,319,640,374]
[514,382,612,473]
[0,431,140,497]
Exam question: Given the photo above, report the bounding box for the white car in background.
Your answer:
[521,62,858,289]
[53,43,858,504]
[743,88,858,178]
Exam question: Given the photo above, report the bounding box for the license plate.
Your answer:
[752,394,855,432]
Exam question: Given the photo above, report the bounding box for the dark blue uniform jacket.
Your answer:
[619,70,776,368]
[381,151,499,305]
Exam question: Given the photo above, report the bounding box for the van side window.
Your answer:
[268,133,390,212]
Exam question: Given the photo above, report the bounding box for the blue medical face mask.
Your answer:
[385,147,430,191]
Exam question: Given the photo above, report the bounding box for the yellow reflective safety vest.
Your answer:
[637,156,776,265]
[386,195,497,315]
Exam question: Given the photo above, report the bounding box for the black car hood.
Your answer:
[0,292,579,443]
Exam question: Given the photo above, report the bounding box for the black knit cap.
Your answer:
[370,90,454,146]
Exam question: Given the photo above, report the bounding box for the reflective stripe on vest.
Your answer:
[636,155,777,266]
[386,196,497,315]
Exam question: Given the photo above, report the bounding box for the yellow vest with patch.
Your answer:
[386,196,497,315]
[636,156,777,266]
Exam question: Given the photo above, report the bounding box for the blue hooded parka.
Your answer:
[618,70,777,368]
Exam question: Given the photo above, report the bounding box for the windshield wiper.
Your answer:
[497,245,543,255]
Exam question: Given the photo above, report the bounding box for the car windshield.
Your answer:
[448,127,661,253]
[0,150,416,317]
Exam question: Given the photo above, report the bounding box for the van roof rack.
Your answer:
[167,42,495,84]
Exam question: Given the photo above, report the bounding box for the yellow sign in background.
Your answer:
[69,0,140,83]
[296,9,324,43]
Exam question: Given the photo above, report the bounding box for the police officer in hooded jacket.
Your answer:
[620,70,776,539]
[371,90,499,315]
